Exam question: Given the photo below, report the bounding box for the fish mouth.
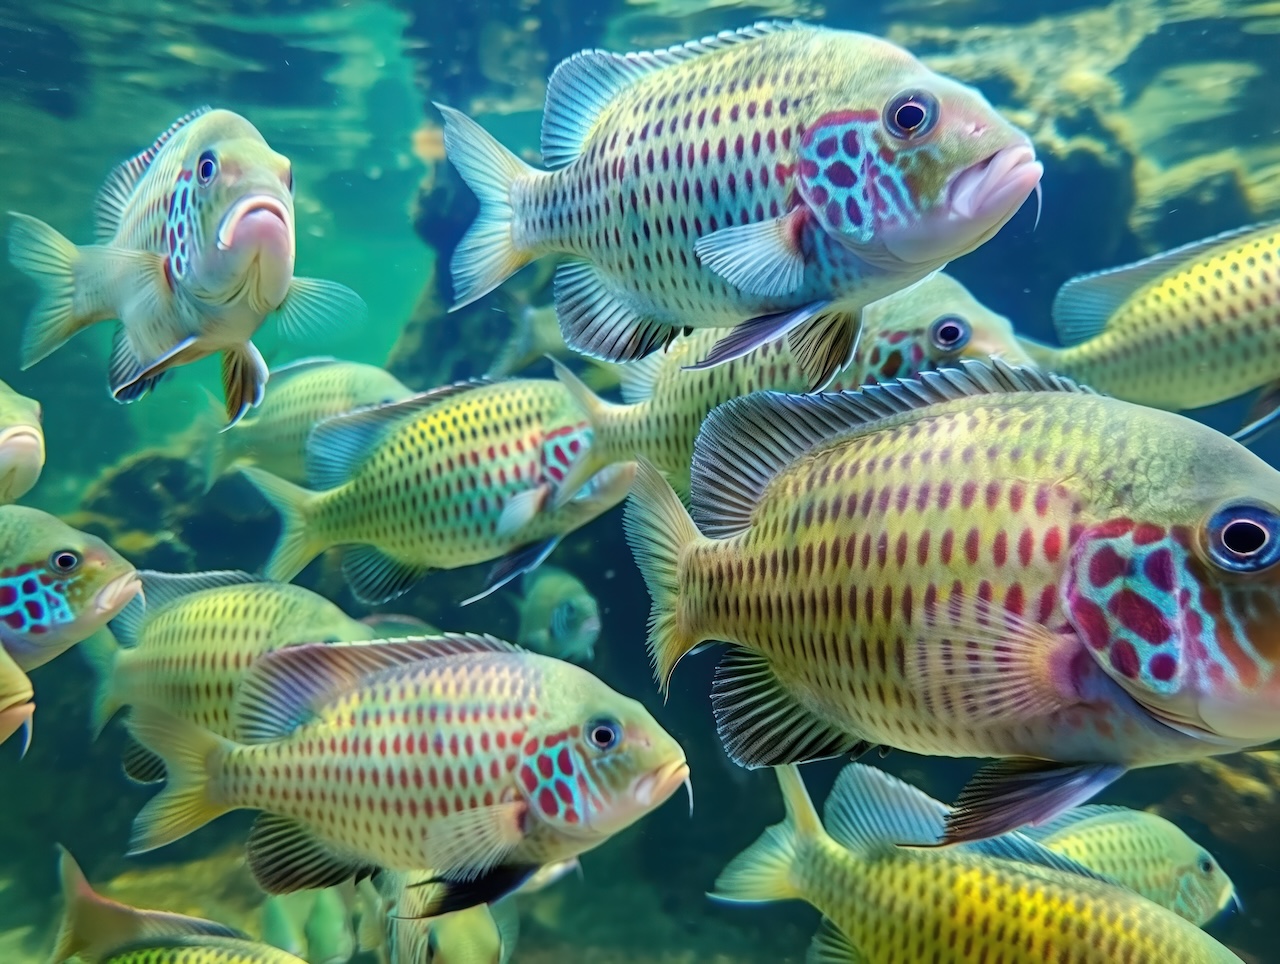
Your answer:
[0,427,43,502]
[95,571,143,618]
[579,615,602,638]
[634,759,692,814]
[217,194,293,253]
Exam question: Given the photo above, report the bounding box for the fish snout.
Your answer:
[634,758,692,812]
[948,142,1042,226]
[94,569,143,619]
[0,427,44,503]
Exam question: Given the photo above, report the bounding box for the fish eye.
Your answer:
[48,549,80,573]
[884,90,939,140]
[197,150,218,185]
[1205,501,1280,573]
[586,716,622,751]
[1199,857,1215,874]
[284,166,294,194]
[928,315,971,353]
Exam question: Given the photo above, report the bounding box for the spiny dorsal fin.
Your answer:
[1051,221,1278,346]
[93,107,214,243]
[690,359,1091,538]
[540,21,803,169]
[109,569,256,647]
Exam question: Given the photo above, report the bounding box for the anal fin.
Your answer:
[220,341,269,427]
[685,301,829,373]
[121,734,167,784]
[787,308,860,392]
[555,260,676,363]
[247,812,376,895]
[341,545,433,605]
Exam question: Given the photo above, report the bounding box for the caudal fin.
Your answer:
[8,214,97,369]
[435,104,539,310]
[550,358,625,507]
[238,467,328,582]
[125,707,236,854]
[622,459,703,693]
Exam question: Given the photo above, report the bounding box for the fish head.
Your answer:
[0,507,140,670]
[549,593,601,661]
[0,386,44,504]
[798,44,1041,271]
[166,110,296,314]
[520,663,689,842]
[1172,842,1237,926]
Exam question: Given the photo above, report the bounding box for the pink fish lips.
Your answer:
[217,195,294,260]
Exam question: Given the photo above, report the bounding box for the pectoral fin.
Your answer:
[694,211,807,297]
[271,277,367,340]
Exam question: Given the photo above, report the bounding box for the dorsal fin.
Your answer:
[540,21,801,169]
[690,359,1091,538]
[93,106,214,243]
[305,379,493,489]
[234,635,522,743]
[109,569,256,646]
[268,356,341,378]
[1051,221,1276,345]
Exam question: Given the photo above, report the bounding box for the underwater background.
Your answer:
[3,0,1280,960]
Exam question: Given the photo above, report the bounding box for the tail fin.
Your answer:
[622,459,703,693]
[710,765,818,904]
[8,213,104,369]
[238,467,329,582]
[550,358,626,507]
[435,104,540,310]
[125,707,236,854]
[80,629,121,738]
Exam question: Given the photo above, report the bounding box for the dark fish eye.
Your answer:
[928,315,971,353]
[284,166,294,193]
[48,549,80,573]
[586,716,622,751]
[1199,857,1215,874]
[197,150,218,185]
[884,90,939,140]
[1206,501,1280,572]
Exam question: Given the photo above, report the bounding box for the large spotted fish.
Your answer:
[626,359,1280,843]
[439,21,1041,390]
[125,635,690,912]
[7,108,366,424]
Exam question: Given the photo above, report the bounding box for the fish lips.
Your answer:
[633,759,693,814]
[0,427,44,503]
[95,570,143,619]
[217,194,294,255]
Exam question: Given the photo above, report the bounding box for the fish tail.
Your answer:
[435,103,540,310]
[622,458,703,693]
[549,357,625,506]
[49,844,142,964]
[80,629,121,738]
[125,706,235,854]
[710,765,818,904]
[7,213,106,368]
[239,467,329,582]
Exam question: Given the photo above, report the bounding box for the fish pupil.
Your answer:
[1222,519,1267,556]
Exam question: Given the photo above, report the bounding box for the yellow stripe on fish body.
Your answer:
[101,936,308,964]
[241,379,635,605]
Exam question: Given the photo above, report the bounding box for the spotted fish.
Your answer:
[439,21,1041,389]
[626,359,1280,843]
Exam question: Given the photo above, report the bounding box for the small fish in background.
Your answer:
[302,887,356,964]
[7,108,366,425]
[241,378,635,605]
[712,765,1244,964]
[47,844,245,964]
[125,634,690,912]
[0,505,139,673]
[625,359,1280,843]
[0,646,33,753]
[1020,222,1280,443]
[552,272,1033,498]
[440,22,1040,389]
[261,893,309,959]
[487,304,568,377]
[0,379,44,504]
[512,565,601,662]
[200,357,412,490]
[375,872,519,964]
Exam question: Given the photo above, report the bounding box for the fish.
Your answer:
[0,646,33,754]
[1022,222,1280,444]
[125,634,691,913]
[438,21,1041,390]
[710,764,1243,964]
[554,271,1033,498]
[7,108,366,425]
[201,357,412,489]
[48,844,245,964]
[374,872,520,964]
[98,937,308,964]
[1021,805,1238,927]
[240,378,636,606]
[0,505,140,672]
[0,379,44,504]
[487,304,570,377]
[303,887,356,964]
[512,565,601,662]
[260,893,309,958]
[624,358,1280,843]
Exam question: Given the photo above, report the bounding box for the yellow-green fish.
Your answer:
[302,887,355,964]
[625,359,1280,843]
[487,305,570,378]
[1023,222,1280,442]
[7,108,366,425]
[440,22,1041,389]
[49,844,245,964]
[241,379,635,605]
[513,565,601,663]
[375,872,519,964]
[0,379,44,504]
[1021,805,1237,927]
[203,357,412,489]
[126,634,690,912]
[0,505,139,672]
[556,272,1032,498]
[0,646,33,753]
[260,893,308,959]
[99,938,308,964]
[711,765,1242,964]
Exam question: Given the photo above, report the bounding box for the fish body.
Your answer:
[241,379,635,605]
[557,272,1032,496]
[205,358,412,488]
[626,359,1280,841]
[7,108,366,424]
[126,635,689,911]
[0,379,44,504]
[100,937,308,964]
[514,565,601,662]
[711,764,1242,964]
[0,505,139,672]
[441,22,1041,389]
